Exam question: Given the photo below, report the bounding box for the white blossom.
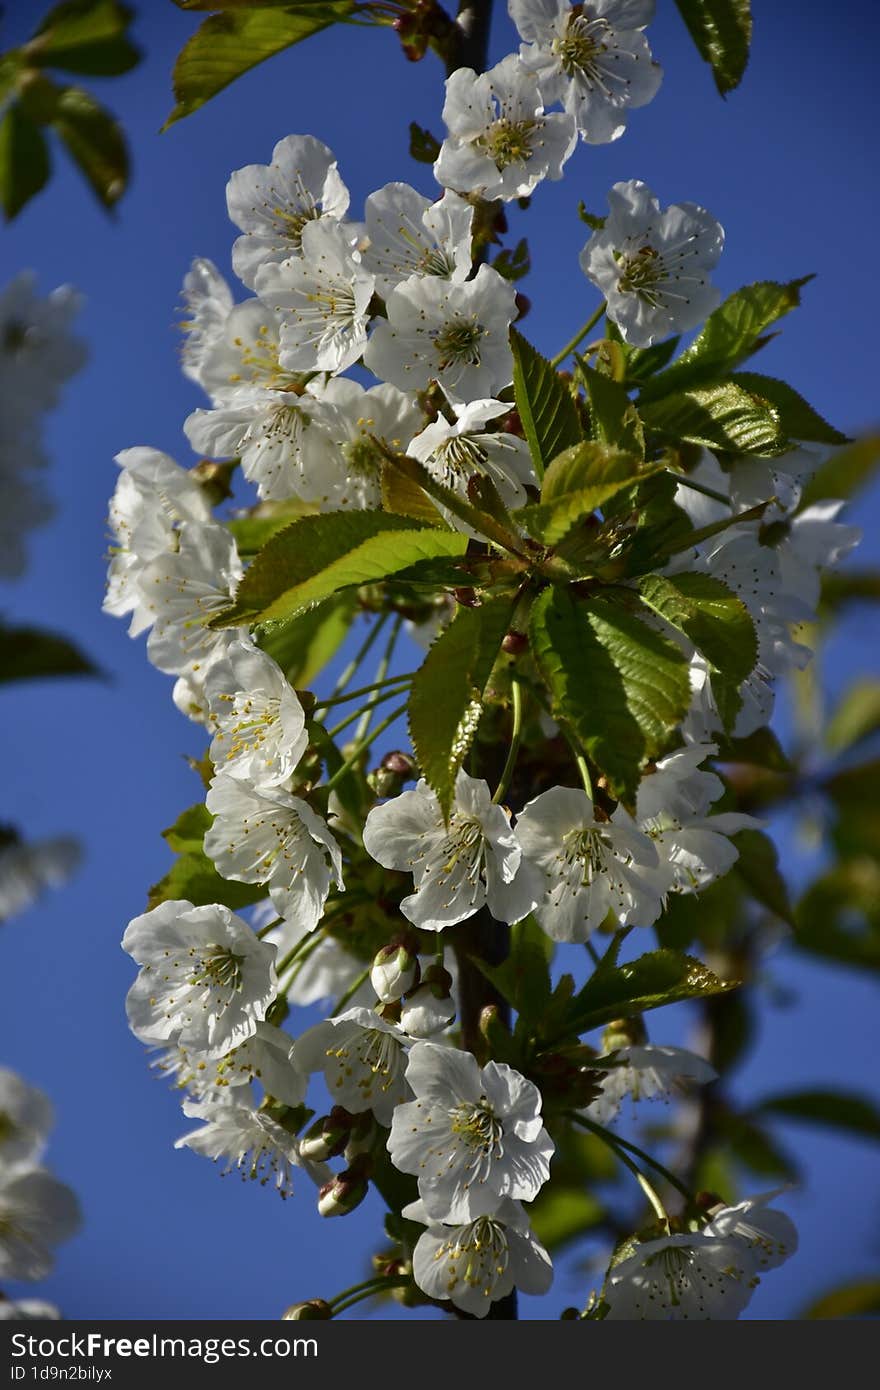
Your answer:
[155,1022,306,1107]
[703,1191,798,1273]
[586,1044,716,1125]
[227,134,350,289]
[361,184,473,294]
[0,272,85,428]
[0,1298,62,1321]
[0,835,80,925]
[183,288,303,403]
[362,770,541,931]
[141,522,244,679]
[204,774,343,932]
[404,1196,553,1316]
[399,983,456,1039]
[175,1097,328,1198]
[122,899,277,1057]
[388,1041,554,1221]
[0,1167,81,1282]
[0,1068,53,1166]
[294,1006,409,1126]
[305,376,423,510]
[364,264,517,403]
[435,55,576,201]
[580,180,723,346]
[603,1230,759,1320]
[514,786,662,941]
[509,0,662,144]
[408,398,536,527]
[103,447,213,636]
[255,219,374,374]
[636,744,758,896]
[205,640,308,790]
[179,258,235,391]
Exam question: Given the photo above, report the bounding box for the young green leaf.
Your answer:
[637,571,758,730]
[801,435,880,509]
[640,380,789,455]
[559,948,736,1037]
[28,0,141,78]
[215,511,452,625]
[802,1280,880,1321]
[732,828,793,924]
[52,85,128,208]
[755,1089,880,1143]
[516,442,644,546]
[529,588,691,801]
[639,278,812,401]
[0,623,99,683]
[408,121,441,164]
[150,802,265,912]
[510,327,583,481]
[0,104,50,220]
[731,371,849,445]
[408,596,514,819]
[258,590,358,688]
[578,358,644,457]
[674,0,752,95]
[165,4,355,128]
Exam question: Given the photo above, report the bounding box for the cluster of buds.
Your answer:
[392,0,455,63]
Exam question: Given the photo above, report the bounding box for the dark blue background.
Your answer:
[1,0,877,1319]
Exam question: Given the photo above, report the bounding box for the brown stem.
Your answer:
[449,0,494,72]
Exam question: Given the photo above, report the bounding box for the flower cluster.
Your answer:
[104,9,857,1319]
[0,1067,80,1316]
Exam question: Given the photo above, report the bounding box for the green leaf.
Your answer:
[492,237,530,283]
[825,680,880,754]
[577,201,605,230]
[561,949,736,1037]
[162,802,211,854]
[517,443,643,545]
[226,498,319,555]
[731,371,849,446]
[51,85,127,208]
[408,596,514,819]
[755,1089,880,1143]
[408,121,441,164]
[257,527,467,626]
[29,0,141,77]
[510,327,583,482]
[383,452,525,554]
[641,380,789,455]
[795,861,880,974]
[803,1279,880,1320]
[674,0,752,95]
[529,588,691,801]
[258,590,358,688]
[216,511,451,625]
[165,4,355,128]
[639,279,811,401]
[380,462,447,527]
[0,623,99,683]
[0,104,50,220]
[821,568,880,612]
[800,435,880,509]
[624,337,681,384]
[637,571,757,730]
[578,359,644,457]
[732,828,793,924]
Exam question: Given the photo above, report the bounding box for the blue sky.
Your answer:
[1,1,878,1320]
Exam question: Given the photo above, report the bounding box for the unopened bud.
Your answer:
[601,1017,646,1053]
[368,749,418,798]
[301,1109,352,1162]
[282,1299,332,1320]
[501,629,528,655]
[344,1112,378,1161]
[317,1168,370,1218]
[479,1003,512,1053]
[497,409,524,438]
[400,966,455,1038]
[371,940,420,1002]
[190,459,236,504]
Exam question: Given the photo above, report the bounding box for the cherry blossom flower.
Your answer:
[361,184,473,294]
[0,1167,81,1281]
[514,786,662,940]
[586,1044,716,1125]
[205,640,308,790]
[122,899,277,1057]
[0,1068,53,1166]
[404,1196,553,1316]
[509,0,662,144]
[204,774,343,932]
[362,770,541,931]
[407,398,536,525]
[580,180,723,346]
[294,1007,410,1126]
[0,835,80,925]
[388,1041,554,1221]
[364,264,517,403]
[141,522,244,680]
[176,1097,328,1198]
[435,55,576,201]
[227,134,350,289]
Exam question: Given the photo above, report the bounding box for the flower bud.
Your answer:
[501,629,528,655]
[344,1111,378,1162]
[281,1299,332,1320]
[400,965,455,1038]
[367,749,418,798]
[317,1168,370,1218]
[300,1109,352,1162]
[601,1017,646,1053]
[371,940,420,1003]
